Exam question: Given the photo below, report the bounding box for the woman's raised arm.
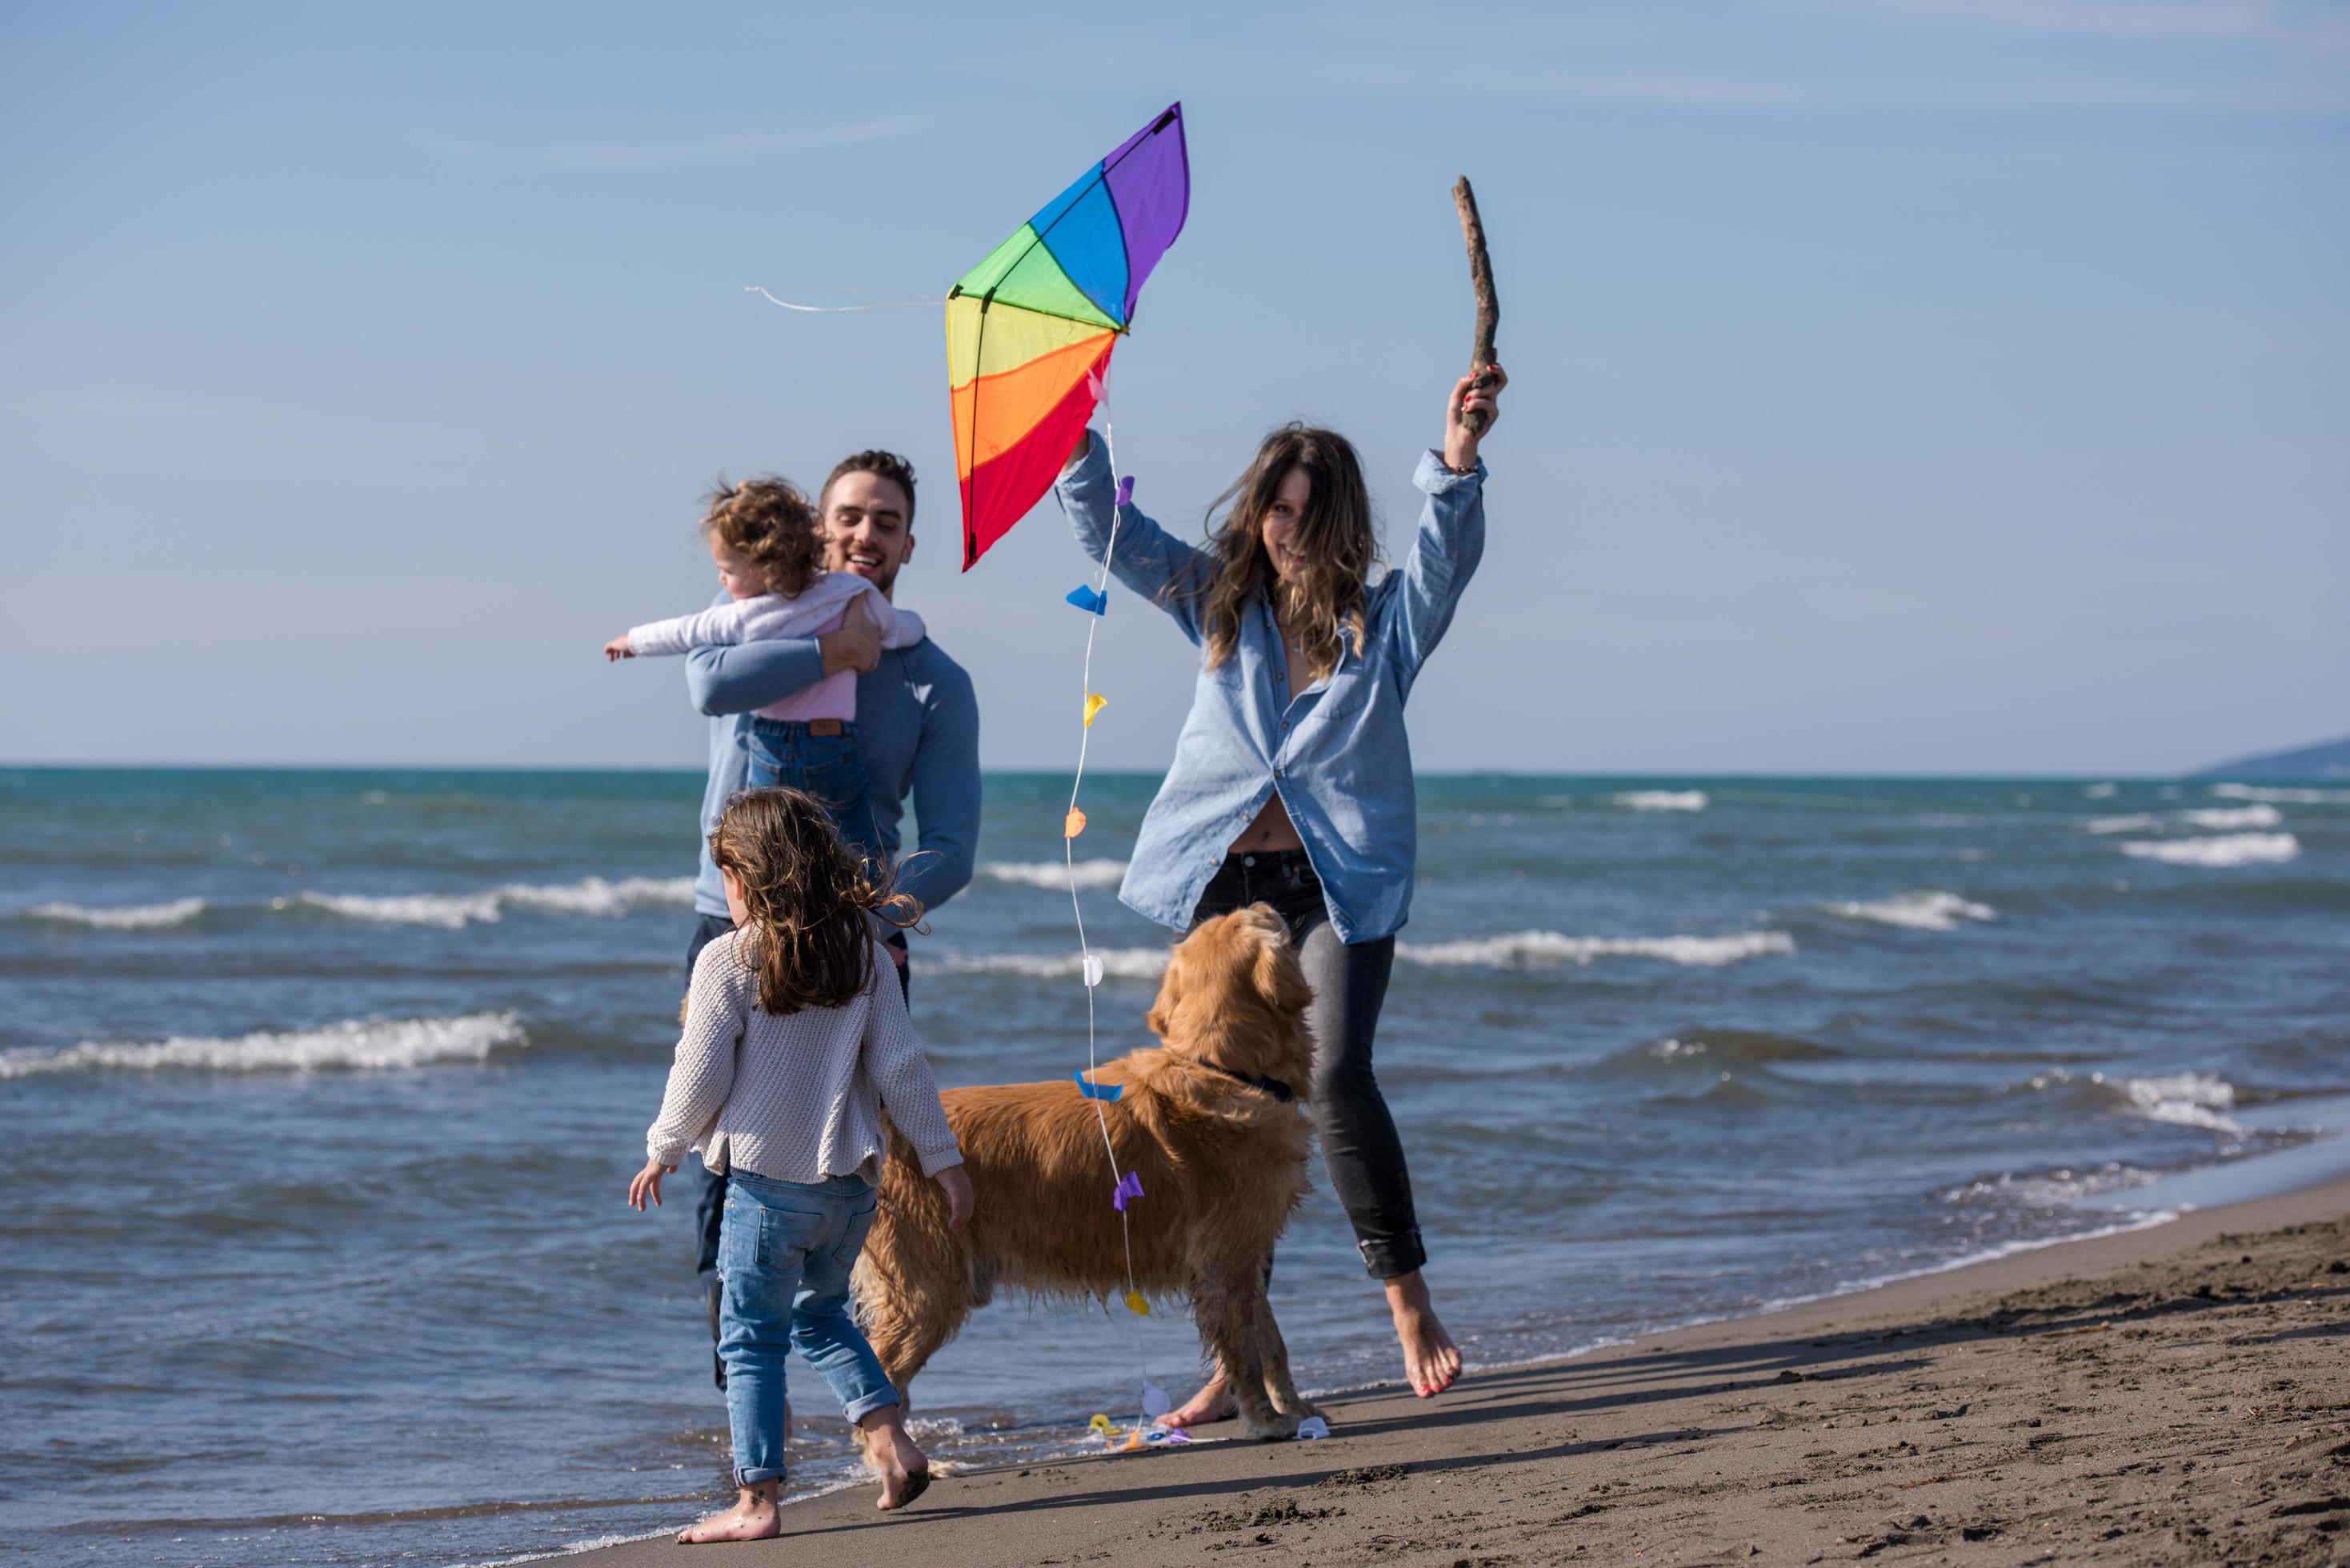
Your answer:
[1053,429,1214,646]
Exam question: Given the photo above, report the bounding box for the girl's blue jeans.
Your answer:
[717,1170,899,1486]
[745,719,881,876]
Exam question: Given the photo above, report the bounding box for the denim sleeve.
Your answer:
[894,661,981,914]
[1390,450,1489,693]
[1053,430,1212,646]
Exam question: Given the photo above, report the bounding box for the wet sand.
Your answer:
[567,1174,2350,1566]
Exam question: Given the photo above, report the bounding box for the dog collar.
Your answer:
[1198,1062,1295,1103]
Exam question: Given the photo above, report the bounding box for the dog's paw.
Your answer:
[1242,1410,1301,1442]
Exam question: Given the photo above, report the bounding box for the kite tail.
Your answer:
[1065,397,1154,1390]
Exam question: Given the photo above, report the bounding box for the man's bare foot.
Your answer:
[1157,1368,1239,1429]
[675,1483,779,1543]
[859,1408,931,1510]
[1386,1270,1461,1397]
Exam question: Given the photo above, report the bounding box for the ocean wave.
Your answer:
[2211,782,2350,805]
[22,897,207,930]
[1598,1030,1840,1077]
[980,858,1127,890]
[2083,782,2119,799]
[292,876,696,929]
[2174,805,2284,830]
[2012,1068,2244,1135]
[930,946,1172,980]
[2118,833,2300,868]
[2085,814,2159,834]
[1941,1162,2156,1210]
[0,1010,526,1078]
[1611,790,1708,812]
[1822,890,1996,931]
[1395,930,1794,969]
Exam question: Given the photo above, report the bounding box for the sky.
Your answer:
[2,0,2344,775]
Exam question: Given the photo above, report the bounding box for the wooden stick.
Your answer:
[1452,175,1499,436]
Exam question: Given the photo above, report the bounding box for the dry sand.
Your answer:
[568,1175,2350,1566]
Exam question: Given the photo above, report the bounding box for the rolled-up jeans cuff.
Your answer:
[841,1387,901,1426]
[734,1463,785,1487]
[1359,1229,1427,1281]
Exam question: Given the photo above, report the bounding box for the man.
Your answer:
[678,449,982,1382]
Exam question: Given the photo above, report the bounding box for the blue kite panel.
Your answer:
[1035,178,1131,329]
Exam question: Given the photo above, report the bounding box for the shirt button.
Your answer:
[1274,767,1285,779]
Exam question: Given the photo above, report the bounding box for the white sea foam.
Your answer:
[2211,782,2350,805]
[23,897,206,930]
[1822,890,1996,931]
[0,1010,526,1078]
[295,890,504,927]
[1395,930,1796,969]
[2118,833,2300,868]
[1611,790,1708,812]
[2083,782,2119,799]
[931,946,1173,980]
[2118,1070,2241,1134]
[2174,805,2284,830]
[293,876,695,928]
[2085,814,2159,834]
[497,877,699,917]
[981,858,1127,890]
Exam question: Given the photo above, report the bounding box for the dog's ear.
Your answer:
[1146,942,1187,1040]
[1251,914,1312,1020]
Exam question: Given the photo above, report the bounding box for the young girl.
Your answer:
[606,478,928,869]
[1053,366,1506,1424]
[630,787,975,1543]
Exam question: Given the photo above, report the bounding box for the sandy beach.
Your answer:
[562,1171,2350,1567]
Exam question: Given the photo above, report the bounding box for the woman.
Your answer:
[1054,366,1505,1419]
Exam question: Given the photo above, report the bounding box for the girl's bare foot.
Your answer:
[1385,1270,1460,1395]
[858,1407,931,1510]
[675,1482,780,1543]
[1157,1368,1239,1429]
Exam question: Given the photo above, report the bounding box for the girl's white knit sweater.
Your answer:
[645,928,961,1184]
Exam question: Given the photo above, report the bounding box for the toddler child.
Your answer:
[606,477,927,868]
[631,786,974,1543]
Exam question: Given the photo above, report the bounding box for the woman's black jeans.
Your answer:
[1191,850,1426,1280]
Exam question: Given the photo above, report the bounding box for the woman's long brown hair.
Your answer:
[708,788,921,1016]
[1198,425,1376,683]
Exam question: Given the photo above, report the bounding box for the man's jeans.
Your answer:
[717,1170,899,1486]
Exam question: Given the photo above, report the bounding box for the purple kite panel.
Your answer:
[1103,103,1190,323]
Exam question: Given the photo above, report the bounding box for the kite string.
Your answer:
[745,286,943,313]
[1067,397,1148,1376]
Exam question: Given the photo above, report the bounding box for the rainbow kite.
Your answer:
[948,103,1190,569]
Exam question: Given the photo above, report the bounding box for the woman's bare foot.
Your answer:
[1385,1270,1461,1396]
[1157,1368,1239,1429]
[675,1483,780,1543]
[858,1407,931,1510]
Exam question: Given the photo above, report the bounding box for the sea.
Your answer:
[4,768,2346,1566]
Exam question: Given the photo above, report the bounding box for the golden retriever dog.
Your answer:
[855,903,1322,1440]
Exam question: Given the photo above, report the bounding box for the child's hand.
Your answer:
[604,635,635,662]
[629,1158,675,1210]
[935,1164,975,1232]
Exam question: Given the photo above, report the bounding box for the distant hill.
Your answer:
[2193,735,2350,781]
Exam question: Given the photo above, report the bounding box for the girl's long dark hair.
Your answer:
[1199,425,1376,683]
[708,788,920,1015]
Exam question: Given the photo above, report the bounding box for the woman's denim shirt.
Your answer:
[1054,433,1487,943]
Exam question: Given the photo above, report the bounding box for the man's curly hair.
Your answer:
[701,475,821,597]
